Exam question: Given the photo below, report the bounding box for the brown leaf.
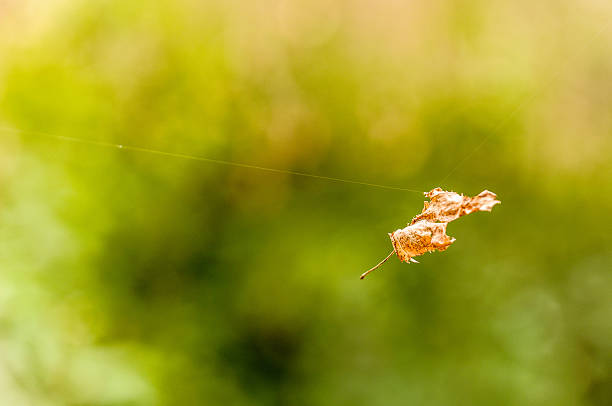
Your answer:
[360,188,500,279]
[410,188,501,224]
[390,221,455,263]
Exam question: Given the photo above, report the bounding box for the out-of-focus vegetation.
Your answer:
[1,0,611,405]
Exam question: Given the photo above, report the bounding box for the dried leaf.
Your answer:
[360,188,500,279]
[410,188,501,225]
[390,220,454,262]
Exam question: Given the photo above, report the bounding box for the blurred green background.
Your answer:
[1,1,611,405]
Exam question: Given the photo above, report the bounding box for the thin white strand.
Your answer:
[0,128,423,193]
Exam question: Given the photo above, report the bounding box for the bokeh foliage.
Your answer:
[1,0,611,405]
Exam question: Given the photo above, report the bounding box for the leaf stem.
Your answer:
[360,250,395,279]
